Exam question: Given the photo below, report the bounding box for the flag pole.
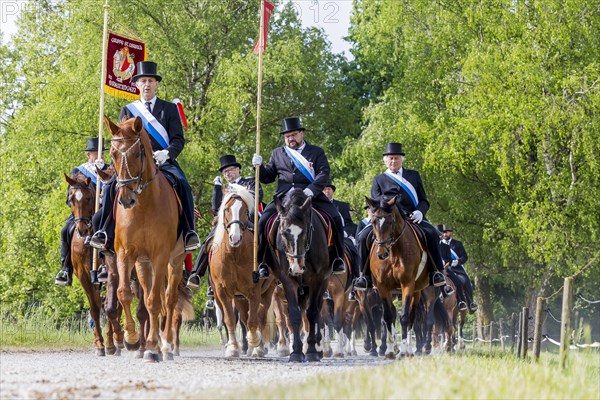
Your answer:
[92,0,110,277]
[253,0,266,280]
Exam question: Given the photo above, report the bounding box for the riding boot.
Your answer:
[187,236,212,289]
[55,218,74,286]
[90,181,115,250]
[423,224,449,288]
[331,216,346,274]
[256,234,270,280]
[353,227,373,291]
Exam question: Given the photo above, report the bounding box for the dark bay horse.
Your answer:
[64,172,124,356]
[272,189,331,362]
[209,188,275,357]
[366,196,433,358]
[105,116,185,362]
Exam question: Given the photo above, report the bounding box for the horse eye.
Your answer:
[134,152,140,159]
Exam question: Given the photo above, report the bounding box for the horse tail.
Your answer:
[262,300,276,344]
[433,297,451,333]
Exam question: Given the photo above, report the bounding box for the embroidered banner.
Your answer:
[105,32,146,101]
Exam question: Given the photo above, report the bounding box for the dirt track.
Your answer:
[0,346,387,399]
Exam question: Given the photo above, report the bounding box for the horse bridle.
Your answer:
[69,184,94,236]
[283,211,314,260]
[223,196,248,233]
[373,213,407,251]
[111,136,158,195]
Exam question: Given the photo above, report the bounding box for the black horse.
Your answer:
[271,189,332,362]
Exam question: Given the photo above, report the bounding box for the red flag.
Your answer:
[173,98,188,129]
[253,1,275,54]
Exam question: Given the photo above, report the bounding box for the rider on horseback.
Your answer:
[353,143,453,294]
[187,154,263,309]
[55,138,108,286]
[252,117,346,280]
[438,224,478,313]
[89,61,200,254]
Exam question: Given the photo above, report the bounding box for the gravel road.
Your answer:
[1,346,388,399]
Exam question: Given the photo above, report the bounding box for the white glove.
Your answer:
[153,149,169,166]
[451,260,459,267]
[303,188,314,197]
[252,154,263,166]
[94,159,105,169]
[213,176,222,186]
[410,210,423,224]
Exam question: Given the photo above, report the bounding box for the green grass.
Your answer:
[0,307,221,350]
[219,349,600,400]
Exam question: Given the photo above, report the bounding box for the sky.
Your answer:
[1,0,353,55]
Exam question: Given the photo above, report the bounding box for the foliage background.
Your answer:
[0,0,598,336]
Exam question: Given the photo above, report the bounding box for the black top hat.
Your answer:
[383,143,405,156]
[218,155,242,172]
[279,117,305,135]
[439,224,453,232]
[84,138,106,152]
[132,61,162,83]
[324,181,336,192]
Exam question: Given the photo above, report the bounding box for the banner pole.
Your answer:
[92,0,110,276]
[253,0,266,279]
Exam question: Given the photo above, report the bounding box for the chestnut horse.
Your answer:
[64,172,124,356]
[209,188,275,357]
[366,196,434,358]
[105,116,185,362]
[272,189,331,362]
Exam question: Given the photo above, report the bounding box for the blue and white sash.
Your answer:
[77,162,100,187]
[384,171,418,207]
[450,248,459,261]
[284,147,315,183]
[126,102,170,149]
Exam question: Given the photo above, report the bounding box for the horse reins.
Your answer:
[111,136,158,195]
[374,214,408,250]
[284,210,314,260]
[69,184,94,236]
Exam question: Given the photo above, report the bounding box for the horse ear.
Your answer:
[300,196,312,211]
[104,115,119,136]
[96,167,110,183]
[133,116,143,133]
[275,196,285,215]
[64,173,76,186]
[386,196,397,206]
[365,196,376,208]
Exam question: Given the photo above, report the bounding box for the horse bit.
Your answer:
[373,214,407,251]
[111,136,158,195]
[69,184,94,237]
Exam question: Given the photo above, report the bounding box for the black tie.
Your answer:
[145,101,152,113]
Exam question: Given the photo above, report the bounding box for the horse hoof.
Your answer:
[323,349,333,358]
[116,340,125,349]
[114,348,122,357]
[369,350,378,357]
[289,353,305,363]
[305,352,320,362]
[252,348,266,358]
[106,346,117,356]
[277,348,290,357]
[143,351,160,363]
[124,340,141,351]
[135,350,144,359]
[333,352,344,358]
[173,349,180,357]
[378,349,386,357]
[384,352,395,360]
[317,351,324,360]
[163,351,174,361]
[225,348,240,358]
[95,347,106,357]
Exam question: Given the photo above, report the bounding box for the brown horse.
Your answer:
[105,116,185,362]
[366,196,433,358]
[210,188,275,357]
[64,172,124,356]
[432,278,466,352]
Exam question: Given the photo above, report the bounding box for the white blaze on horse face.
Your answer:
[228,200,243,246]
[378,217,385,230]
[74,189,83,202]
[288,224,304,274]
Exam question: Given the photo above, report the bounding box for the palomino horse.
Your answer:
[105,116,186,362]
[64,172,124,356]
[272,189,331,362]
[210,188,275,357]
[366,196,434,358]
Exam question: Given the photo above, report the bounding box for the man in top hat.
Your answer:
[252,117,347,279]
[353,143,452,294]
[323,181,357,238]
[439,224,477,312]
[89,61,200,253]
[187,155,263,306]
[55,138,108,286]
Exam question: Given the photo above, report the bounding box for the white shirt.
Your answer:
[140,96,157,111]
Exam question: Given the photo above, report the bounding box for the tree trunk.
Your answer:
[475,272,494,340]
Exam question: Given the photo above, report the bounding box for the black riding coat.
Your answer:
[332,199,357,237]
[370,168,430,218]
[448,238,468,266]
[211,177,264,214]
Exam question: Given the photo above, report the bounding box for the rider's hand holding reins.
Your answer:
[410,210,423,224]
[153,149,169,166]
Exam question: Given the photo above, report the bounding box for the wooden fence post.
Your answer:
[489,321,494,349]
[511,313,516,353]
[499,318,505,351]
[473,321,478,347]
[532,296,545,361]
[517,311,522,357]
[520,307,529,359]
[559,277,574,370]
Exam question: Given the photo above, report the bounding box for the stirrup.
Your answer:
[187,273,201,289]
[469,302,478,312]
[348,291,357,302]
[54,269,72,286]
[323,289,332,300]
[205,299,215,310]
[89,231,108,250]
[331,257,345,275]
[353,276,368,292]
[432,271,446,287]
[184,231,201,252]
[458,301,468,311]
[97,264,108,283]
[258,263,270,280]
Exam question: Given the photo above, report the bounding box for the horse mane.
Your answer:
[212,187,255,250]
[281,189,310,222]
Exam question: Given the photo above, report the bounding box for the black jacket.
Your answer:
[448,238,468,266]
[119,98,185,162]
[259,142,330,203]
[333,199,356,237]
[212,177,264,214]
[371,168,430,217]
